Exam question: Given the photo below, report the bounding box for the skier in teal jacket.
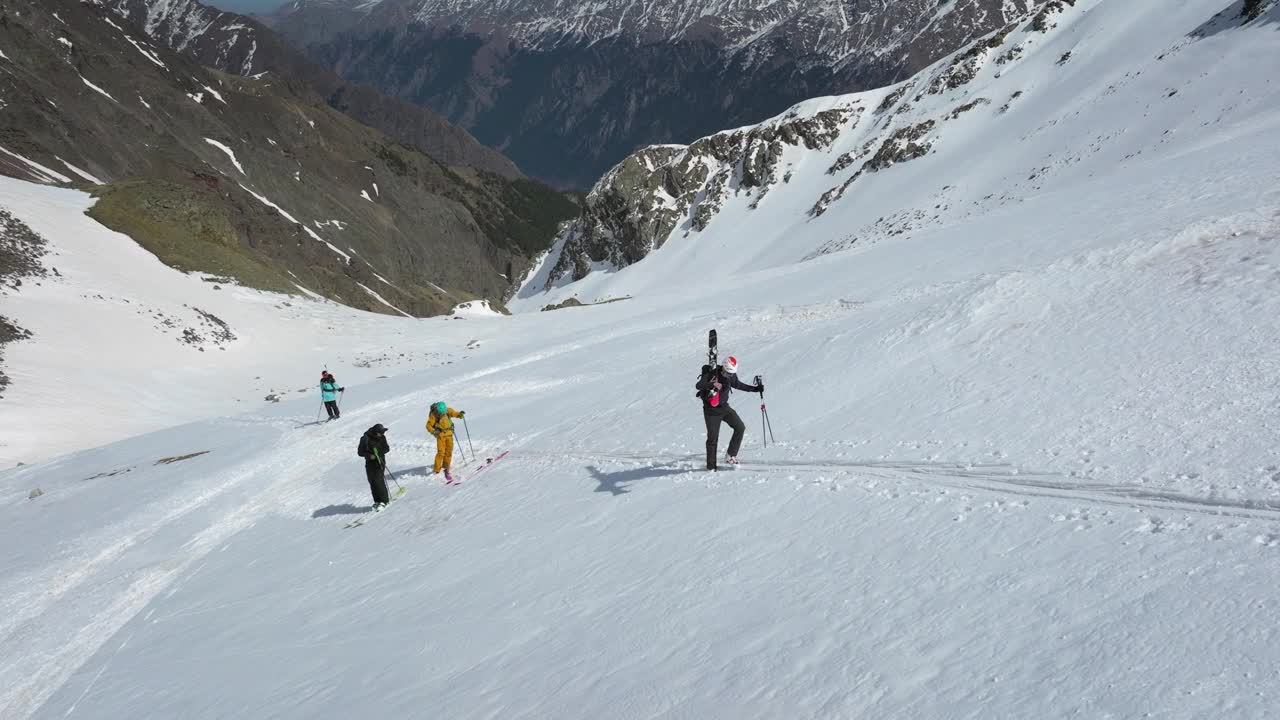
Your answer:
[321,370,344,420]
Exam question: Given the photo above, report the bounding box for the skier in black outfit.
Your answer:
[357,423,391,509]
[695,355,763,470]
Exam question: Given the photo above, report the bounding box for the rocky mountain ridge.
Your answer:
[0,0,575,317]
[271,0,1044,188]
[103,0,521,178]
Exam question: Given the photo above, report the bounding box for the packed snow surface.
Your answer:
[2,0,1280,718]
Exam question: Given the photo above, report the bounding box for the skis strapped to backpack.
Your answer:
[696,329,722,406]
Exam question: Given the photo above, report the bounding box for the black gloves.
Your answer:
[458,411,466,418]
[755,375,765,393]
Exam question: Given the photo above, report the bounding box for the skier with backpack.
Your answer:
[357,423,391,509]
[320,371,344,420]
[426,401,466,482]
[696,352,763,471]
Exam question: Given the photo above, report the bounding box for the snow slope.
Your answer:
[519,0,1280,295]
[0,180,486,466]
[5,182,1280,716]
[3,1,1280,718]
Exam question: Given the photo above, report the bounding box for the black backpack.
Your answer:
[356,434,369,458]
[695,365,723,407]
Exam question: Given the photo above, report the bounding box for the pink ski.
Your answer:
[459,450,510,483]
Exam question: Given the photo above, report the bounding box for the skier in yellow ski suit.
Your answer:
[426,401,465,481]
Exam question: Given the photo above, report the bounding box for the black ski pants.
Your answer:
[365,461,389,505]
[704,407,746,470]
[325,400,340,419]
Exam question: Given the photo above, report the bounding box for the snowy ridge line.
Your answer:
[547,451,1280,523]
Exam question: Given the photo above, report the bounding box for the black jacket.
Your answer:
[358,428,390,466]
[695,367,760,410]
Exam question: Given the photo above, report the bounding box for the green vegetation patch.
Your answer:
[88,181,295,295]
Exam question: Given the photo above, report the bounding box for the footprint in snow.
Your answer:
[1137,517,1191,535]
[1051,508,1102,531]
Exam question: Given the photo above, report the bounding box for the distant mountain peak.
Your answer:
[272,0,1046,188]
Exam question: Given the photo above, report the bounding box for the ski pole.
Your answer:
[757,375,768,448]
[761,403,767,448]
[316,402,324,423]
[387,466,402,492]
[377,449,402,492]
[762,402,776,445]
[463,416,475,460]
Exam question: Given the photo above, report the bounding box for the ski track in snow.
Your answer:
[0,414,386,718]
[553,451,1280,523]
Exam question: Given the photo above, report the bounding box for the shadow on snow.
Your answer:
[312,504,367,518]
[587,464,689,496]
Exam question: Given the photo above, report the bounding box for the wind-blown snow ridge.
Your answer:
[0,145,73,184]
[204,138,244,174]
[122,34,168,69]
[235,182,352,262]
[79,74,117,102]
[357,282,412,317]
[201,84,226,104]
[56,157,105,185]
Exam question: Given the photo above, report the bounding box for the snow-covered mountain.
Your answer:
[519,0,1280,296]
[272,0,1041,187]
[104,0,260,73]
[288,0,1039,62]
[3,1,1280,718]
[100,0,523,177]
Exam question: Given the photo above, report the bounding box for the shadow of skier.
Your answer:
[312,504,367,518]
[587,464,688,496]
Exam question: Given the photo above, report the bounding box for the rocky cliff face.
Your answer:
[0,0,575,316]
[272,0,1043,188]
[101,0,522,178]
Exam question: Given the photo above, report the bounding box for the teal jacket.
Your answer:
[321,380,340,402]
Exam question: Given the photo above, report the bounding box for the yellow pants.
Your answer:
[433,433,455,473]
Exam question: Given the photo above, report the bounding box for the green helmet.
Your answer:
[434,401,447,415]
